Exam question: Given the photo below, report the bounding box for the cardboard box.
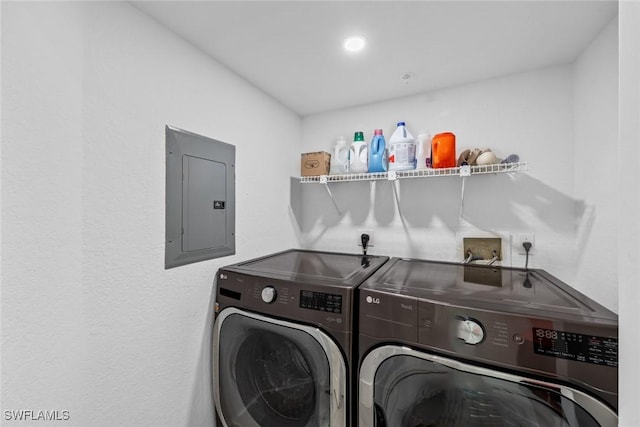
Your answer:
[301,151,331,176]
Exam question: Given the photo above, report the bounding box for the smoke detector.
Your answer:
[400,72,415,83]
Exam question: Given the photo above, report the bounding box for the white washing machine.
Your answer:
[212,249,389,427]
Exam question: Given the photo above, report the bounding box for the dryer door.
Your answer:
[359,346,617,427]
[213,308,346,427]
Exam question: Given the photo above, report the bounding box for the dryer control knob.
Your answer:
[457,319,485,345]
[261,286,277,304]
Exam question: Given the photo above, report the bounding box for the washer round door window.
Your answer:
[214,308,346,427]
[359,346,617,427]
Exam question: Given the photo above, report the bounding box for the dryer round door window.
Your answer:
[373,355,601,426]
[360,347,616,427]
[236,330,315,424]
[215,311,340,427]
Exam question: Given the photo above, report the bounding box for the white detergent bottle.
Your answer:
[349,131,368,174]
[329,136,349,174]
[415,132,431,170]
[388,122,416,171]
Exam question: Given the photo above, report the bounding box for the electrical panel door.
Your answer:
[165,126,235,269]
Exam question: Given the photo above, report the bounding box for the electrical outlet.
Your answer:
[357,229,374,247]
[517,233,535,255]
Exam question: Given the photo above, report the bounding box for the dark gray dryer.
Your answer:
[357,258,618,427]
[212,249,389,427]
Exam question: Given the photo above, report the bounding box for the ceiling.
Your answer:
[132,1,617,116]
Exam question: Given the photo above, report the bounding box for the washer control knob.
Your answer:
[261,286,277,304]
[457,318,485,345]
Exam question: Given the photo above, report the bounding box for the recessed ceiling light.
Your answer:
[343,36,366,52]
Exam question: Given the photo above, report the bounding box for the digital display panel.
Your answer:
[300,290,342,313]
[533,328,617,367]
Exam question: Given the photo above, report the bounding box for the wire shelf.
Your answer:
[299,161,528,183]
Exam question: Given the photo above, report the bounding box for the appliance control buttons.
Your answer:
[261,286,277,304]
[457,319,485,345]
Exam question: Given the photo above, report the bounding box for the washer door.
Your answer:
[213,308,346,427]
[359,346,617,427]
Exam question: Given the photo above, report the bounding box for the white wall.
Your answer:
[1,2,300,426]
[299,65,588,288]
[573,17,619,316]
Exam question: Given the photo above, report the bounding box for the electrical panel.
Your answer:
[165,125,235,269]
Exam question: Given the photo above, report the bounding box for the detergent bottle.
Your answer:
[329,136,349,174]
[431,132,457,168]
[349,131,368,174]
[388,122,416,171]
[368,129,386,173]
[415,132,431,170]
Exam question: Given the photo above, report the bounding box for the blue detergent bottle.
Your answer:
[368,129,386,173]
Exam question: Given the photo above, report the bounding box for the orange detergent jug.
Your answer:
[431,132,456,168]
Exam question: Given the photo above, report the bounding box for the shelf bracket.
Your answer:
[457,165,471,220]
[391,179,403,220]
[319,175,342,215]
[459,175,467,220]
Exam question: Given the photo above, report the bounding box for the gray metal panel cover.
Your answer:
[165,125,235,268]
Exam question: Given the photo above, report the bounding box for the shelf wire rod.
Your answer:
[322,182,342,216]
[459,176,467,220]
[391,180,404,221]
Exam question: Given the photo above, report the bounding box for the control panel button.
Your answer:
[457,319,485,345]
[261,286,277,304]
[513,333,525,344]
